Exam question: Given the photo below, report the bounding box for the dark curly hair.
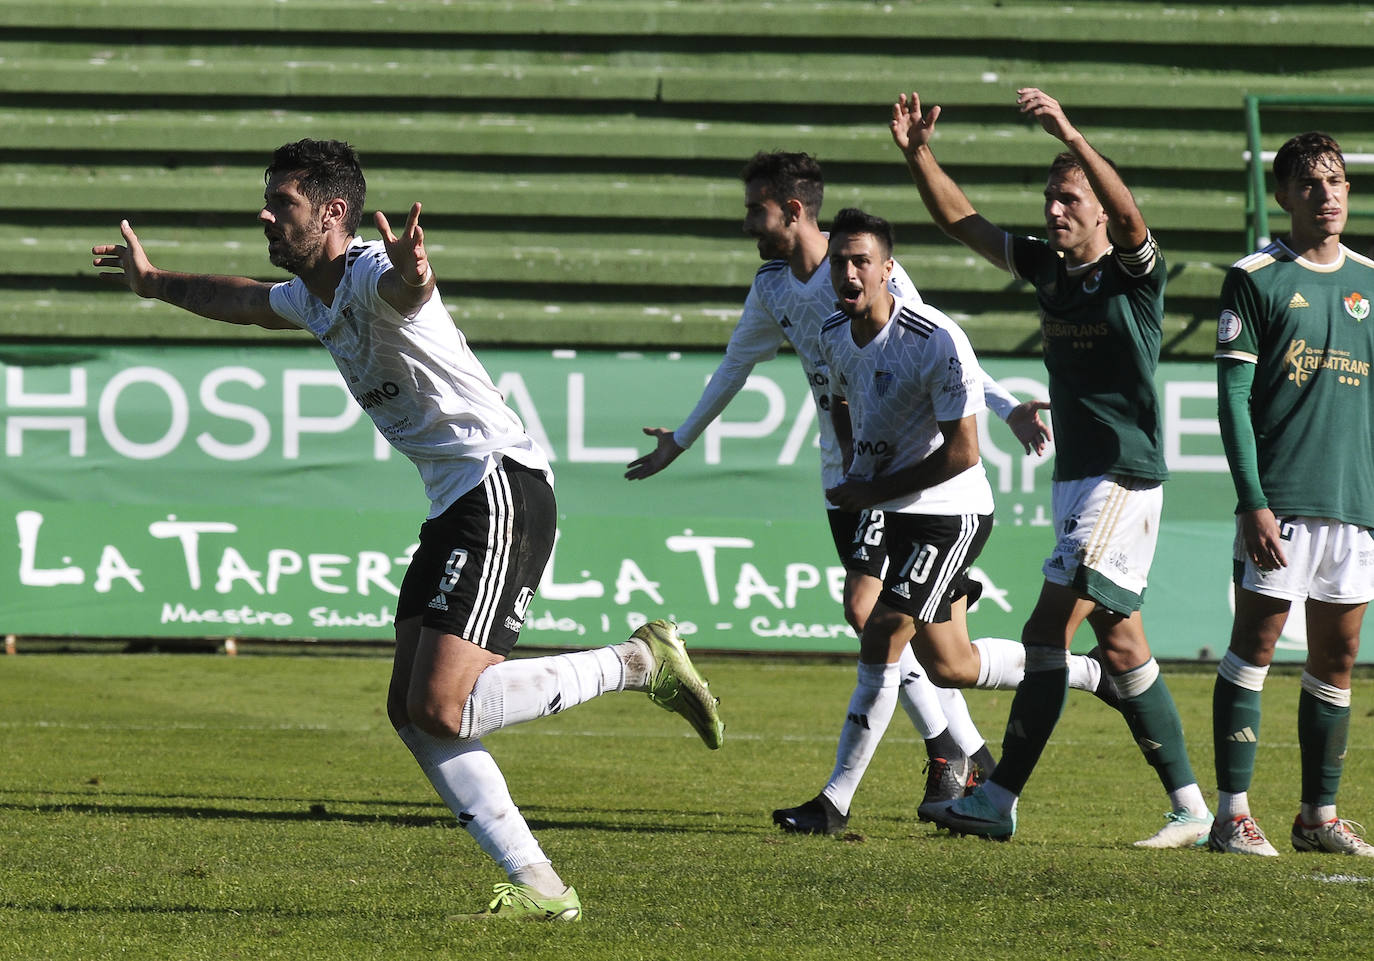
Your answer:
[740,151,824,222]
[1273,132,1345,186]
[265,139,368,235]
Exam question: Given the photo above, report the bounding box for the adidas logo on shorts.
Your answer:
[428,593,449,611]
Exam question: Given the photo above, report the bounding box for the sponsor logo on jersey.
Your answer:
[1218,309,1244,345]
[1043,320,1109,339]
[1344,291,1370,321]
[943,356,971,395]
[353,380,402,411]
[1284,338,1371,387]
[428,593,449,611]
[1288,291,1310,309]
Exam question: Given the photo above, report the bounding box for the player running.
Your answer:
[625,152,1097,829]
[92,138,724,920]
[772,208,1117,834]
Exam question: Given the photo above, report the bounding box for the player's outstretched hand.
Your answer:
[625,427,685,480]
[375,203,431,287]
[92,220,159,297]
[1007,399,1052,455]
[891,91,940,157]
[1016,88,1079,144]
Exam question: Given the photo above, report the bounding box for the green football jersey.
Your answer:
[1215,240,1374,527]
[1008,233,1169,483]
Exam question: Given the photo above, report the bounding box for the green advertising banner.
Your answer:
[0,343,1318,661]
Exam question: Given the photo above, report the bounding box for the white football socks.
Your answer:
[895,644,950,740]
[458,642,642,739]
[973,636,1102,693]
[822,661,900,816]
[397,723,551,877]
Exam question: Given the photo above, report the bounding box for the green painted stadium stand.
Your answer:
[2,0,1372,356]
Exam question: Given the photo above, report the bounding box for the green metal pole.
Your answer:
[1244,94,1267,252]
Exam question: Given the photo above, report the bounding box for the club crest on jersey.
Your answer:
[1344,292,1370,321]
[1217,309,1243,344]
[1082,268,1103,294]
[873,370,893,396]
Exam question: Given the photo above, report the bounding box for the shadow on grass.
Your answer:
[0,791,757,835]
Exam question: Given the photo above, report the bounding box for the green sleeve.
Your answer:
[1217,357,1266,512]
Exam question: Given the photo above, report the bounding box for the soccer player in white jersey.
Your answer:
[92,138,724,920]
[771,208,1116,833]
[1210,132,1374,857]
[625,152,1084,831]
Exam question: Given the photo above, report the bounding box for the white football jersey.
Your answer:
[674,254,921,495]
[270,238,551,517]
[819,294,994,515]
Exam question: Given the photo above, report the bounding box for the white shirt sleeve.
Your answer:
[981,373,1017,421]
[268,279,307,329]
[673,283,789,449]
[929,326,987,423]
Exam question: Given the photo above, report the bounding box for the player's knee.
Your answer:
[929,660,978,688]
[385,693,410,732]
[407,694,466,739]
[843,605,867,635]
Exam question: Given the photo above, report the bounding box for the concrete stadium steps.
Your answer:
[3,1,1373,46]
[3,163,1254,231]
[2,0,1371,355]
[0,107,1255,171]
[7,43,1374,107]
[23,222,1238,297]
[0,286,1218,356]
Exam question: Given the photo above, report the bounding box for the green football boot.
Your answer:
[635,619,725,750]
[459,882,582,922]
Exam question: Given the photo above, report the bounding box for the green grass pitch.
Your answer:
[2,650,1372,960]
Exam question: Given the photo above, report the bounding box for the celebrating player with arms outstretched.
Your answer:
[93,138,724,920]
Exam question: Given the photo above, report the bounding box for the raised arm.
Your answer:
[92,220,290,328]
[891,91,1009,271]
[375,203,436,315]
[1016,87,1148,250]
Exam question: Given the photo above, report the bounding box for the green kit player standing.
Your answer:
[1210,131,1374,857]
[895,87,1211,846]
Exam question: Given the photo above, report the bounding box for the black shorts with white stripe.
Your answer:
[396,457,556,656]
[877,512,992,624]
